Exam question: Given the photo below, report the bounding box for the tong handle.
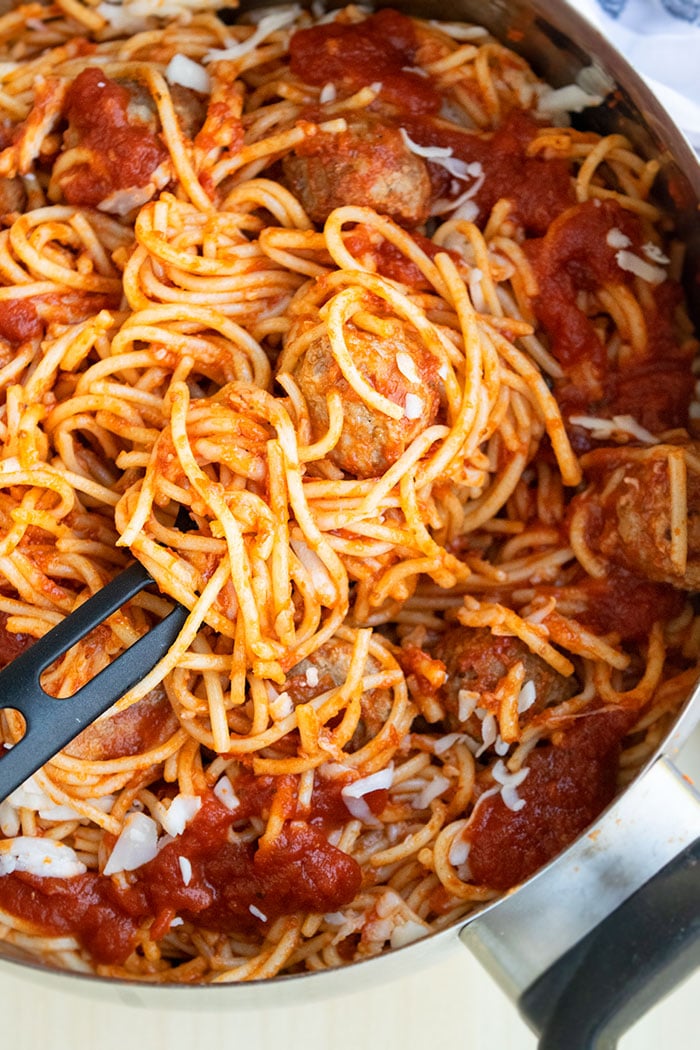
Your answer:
[0,562,188,801]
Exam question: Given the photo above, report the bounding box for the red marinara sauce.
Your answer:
[0,788,367,966]
[0,611,33,670]
[289,9,440,114]
[463,706,636,889]
[0,299,42,345]
[401,110,576,235]
[61,68,168,208]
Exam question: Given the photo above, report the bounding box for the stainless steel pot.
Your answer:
[1,2,699,1046]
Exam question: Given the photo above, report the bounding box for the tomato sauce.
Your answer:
[0,611,33,670]
[342,226,456,289]
[289,9,440,114]
[401,110,576,234]
[0,788,367,965]
[0,299,42,345]
[61,68,167,207]
[526,199,642,379]
[464,706,634,889]
[573,566,684,640]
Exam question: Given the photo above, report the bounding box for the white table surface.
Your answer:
[1,726,698,1050]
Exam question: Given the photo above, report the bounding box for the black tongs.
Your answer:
[0,559,188,804]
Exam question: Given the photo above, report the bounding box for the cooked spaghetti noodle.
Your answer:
[0,1,697,983]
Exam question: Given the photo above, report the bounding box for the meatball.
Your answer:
[0,176,26,218]
[53,68,204,214]
[64,686,178,761]
[575,443,700,589]
[293,319,441,478]
[434,625,576,732]
[285,638,392,746]
[282,113,432,227]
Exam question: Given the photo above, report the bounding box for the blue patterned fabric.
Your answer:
[578,0,700,147]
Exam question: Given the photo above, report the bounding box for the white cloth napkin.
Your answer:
[575,0,700,150]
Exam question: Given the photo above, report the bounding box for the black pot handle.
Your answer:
[518,836,700,1050]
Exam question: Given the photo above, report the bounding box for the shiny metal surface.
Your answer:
[460,756,700,1001]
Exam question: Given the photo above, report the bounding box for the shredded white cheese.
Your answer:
[389,918,429,949]
[457,688,479,722]
[412,774,451,810]
[404,393,424,420]
[249,904,267,922]
[213,775,240,811]
[165,54,211,94]
[448,835,470,867]
[615,249,666,284]
[433,732,467,755]
[305,666,320,688]
[104,812,159,875]
[341,766,393,822]
[536,83,603,116]
[319,82,336,103]
[269,689,294,721]
[606,227,631,250]
[476,712,497,757]
[395,351,421,385]
[517,680,537,713]
[204,7,301,63]
[0,837,86,878]
[569,413,658,444]
[642,242,670,265]
[178,855,192,886]
[492,759,530,812]
[161,794,202,838]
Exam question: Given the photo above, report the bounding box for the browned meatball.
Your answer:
[64,686,178,761]
[434,625,576,732]
[285,638,392,746]
[0,176,26,218]
[53,68,205,214]
[293,319,441,478]
[282,113,432,227]
[575,443,700,589]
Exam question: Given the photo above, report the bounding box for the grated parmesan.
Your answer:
[448,835,470,867]
[103,812,159,875]
[412,773,451,810]
[606,227,631,250]
[0,837,86,878]
[642,242,670,265]
[395,351,421,385]
[492,759,530,812]
[213,775,240,811]
[404,393,424,420]
[161,794,202,837]
[457,688,479,722]
[204,7,301,63]
[178,855,192,886]
[249,904,267,922]
[305,666,320,688]
[536,83,602,116]
[476,712,497,757]
[341,765,393,822]
[517,680,537,713]
[319,82,336,103]
[615,249,666,285]
[389,918,429,949]
[165,54,211,94]
[569,413,658,444]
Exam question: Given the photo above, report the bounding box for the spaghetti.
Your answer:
[0,1,697,984]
